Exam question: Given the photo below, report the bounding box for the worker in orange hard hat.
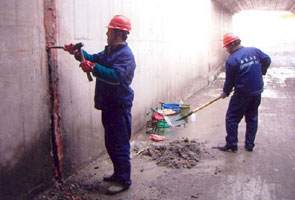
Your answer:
[217,32,271,152]
[222,32,241,52]
[63,15,135,195]
[107,15,131,32]
[106,15,131,45]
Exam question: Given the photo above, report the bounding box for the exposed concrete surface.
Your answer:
[33,54,295,200]
[0,0,53,199]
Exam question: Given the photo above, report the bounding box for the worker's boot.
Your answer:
[103,174,117,182]
[217,145,237,152]
[105,182,130,195]
[244,146,253,152]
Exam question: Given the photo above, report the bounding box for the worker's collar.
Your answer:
[230,45,243,54]
[106,42,127,53]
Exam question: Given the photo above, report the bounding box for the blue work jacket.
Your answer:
[223,47,271,96]
[82,43,136,110]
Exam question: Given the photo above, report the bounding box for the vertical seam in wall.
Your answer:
[44,0,64,181]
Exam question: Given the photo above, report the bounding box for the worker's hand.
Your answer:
[261,66,268,75]
[220,92,227,99]
[80,60,95,73]
[63,43,80,56]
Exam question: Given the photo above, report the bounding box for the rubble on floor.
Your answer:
[34,181,89,200]
[137,138,205,169]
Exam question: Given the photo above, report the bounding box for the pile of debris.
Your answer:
[140,138,204,169]
[34,181,88,200]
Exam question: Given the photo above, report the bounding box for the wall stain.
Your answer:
[44,0,64,181]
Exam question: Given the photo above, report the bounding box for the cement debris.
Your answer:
[35,181,89,200]
[138,138,205,169]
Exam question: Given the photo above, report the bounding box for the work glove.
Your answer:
[63,43,80,56]
[80,60,95,73]
[220,92,227,99]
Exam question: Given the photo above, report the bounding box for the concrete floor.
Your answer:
[34,59,295,200]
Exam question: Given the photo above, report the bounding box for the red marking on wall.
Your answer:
[16,49,28,52]
[44,0,64,181]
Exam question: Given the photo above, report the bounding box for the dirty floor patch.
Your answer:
[136,138,207,169]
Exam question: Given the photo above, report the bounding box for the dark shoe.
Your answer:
[105,183,130,195]
[103,174,117,182]
[217,145,237,152]
[245,146,253,152]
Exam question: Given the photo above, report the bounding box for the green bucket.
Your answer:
[157,121,170,128]
[180,104,190,116]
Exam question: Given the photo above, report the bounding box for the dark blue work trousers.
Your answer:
[102,107,132,186]
[225,93,261,148]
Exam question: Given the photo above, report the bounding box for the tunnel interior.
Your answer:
[213,0,295,14]
[213,0,295,68]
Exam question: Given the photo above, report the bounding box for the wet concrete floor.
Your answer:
[35,60,295,200]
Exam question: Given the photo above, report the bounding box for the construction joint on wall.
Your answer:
[44,0,64,181]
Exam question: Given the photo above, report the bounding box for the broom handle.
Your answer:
[191,96,222,114]
[177,96,222,121]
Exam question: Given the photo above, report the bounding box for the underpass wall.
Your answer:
[0,1,52,199]
[209,1,232,79]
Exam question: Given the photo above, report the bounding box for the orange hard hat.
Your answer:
[223,33,240,47]
[107,15,131,32]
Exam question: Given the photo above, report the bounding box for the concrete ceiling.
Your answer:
[213,0,295,14]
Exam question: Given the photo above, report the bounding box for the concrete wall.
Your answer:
[209,1,232,79]
[56,0,231,176]
[0,0,52,199]
[0,0,231,199]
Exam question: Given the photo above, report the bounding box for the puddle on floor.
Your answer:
[262,89,280,98]
[264,66,295,87]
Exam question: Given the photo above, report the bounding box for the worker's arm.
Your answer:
[261,56,271,75]
[80,60,120,85]
[77,50,98,62]
[84,51,135,85]
[112,53,135,82]
[92,63,120,85]
[223,61,235,96]
[63,43,102,62]
[256,49,271,75]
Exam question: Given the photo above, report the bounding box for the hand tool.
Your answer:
[70,42,93,82]
[48,42,93,82]
[47,46,63,49]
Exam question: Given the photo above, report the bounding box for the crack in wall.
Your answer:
[44,0,64,181]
